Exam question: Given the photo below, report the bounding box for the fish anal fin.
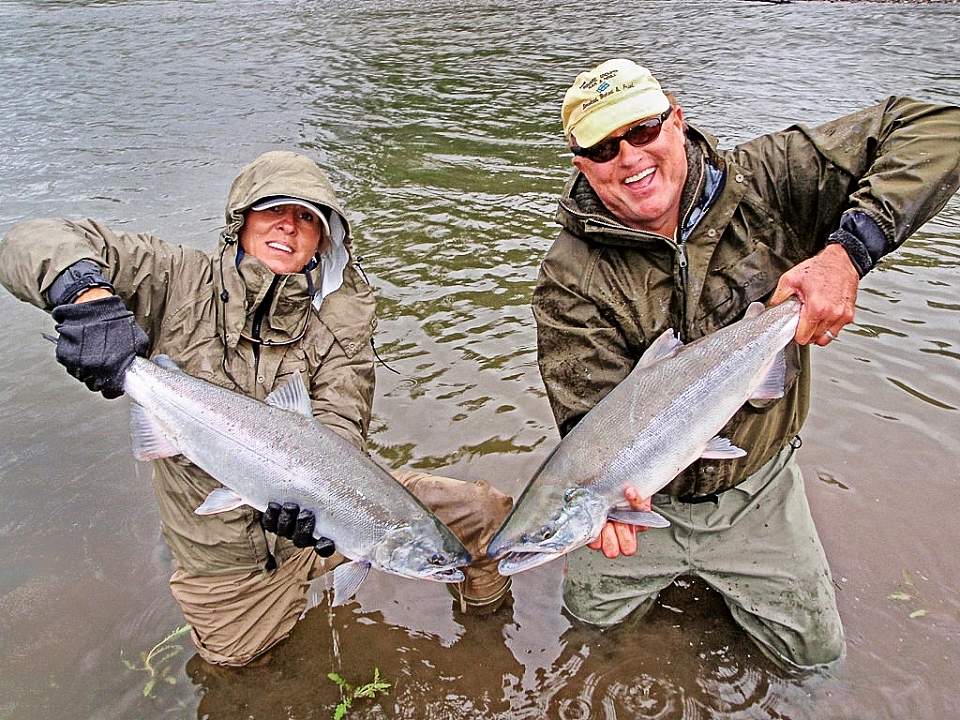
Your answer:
[700,435,747,459]
[195,487,246,515]
[635,328,683,371]
[265,371,314,418]
[607,508,671,528]
[130,403,181,460]
[750,349,788,402]
[332,560,371,606]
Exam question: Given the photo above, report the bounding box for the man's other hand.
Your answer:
[769,243,859,346]
[588,486,652,559]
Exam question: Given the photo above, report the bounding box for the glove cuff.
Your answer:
[46,259,114,306]
[52,294,130,323]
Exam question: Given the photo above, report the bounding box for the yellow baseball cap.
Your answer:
[561,59,670,148]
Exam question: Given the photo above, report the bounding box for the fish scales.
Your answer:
[125,362,404,555]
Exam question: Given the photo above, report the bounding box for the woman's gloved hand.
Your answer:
[51,295,149,399]
[261,501,336,557]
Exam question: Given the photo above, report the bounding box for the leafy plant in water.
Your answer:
[121,624,192,697]
[327,667,391,720]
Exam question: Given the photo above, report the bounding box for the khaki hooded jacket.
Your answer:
[533,97,960,498]
[0,151,378,574]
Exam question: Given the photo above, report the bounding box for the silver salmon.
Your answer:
[123,356,471,603]
[488,299,801,575]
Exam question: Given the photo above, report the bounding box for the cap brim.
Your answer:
[570,92,671,149]
[249,196,331,237]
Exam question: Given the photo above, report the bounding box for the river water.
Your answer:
[0,1,957,718]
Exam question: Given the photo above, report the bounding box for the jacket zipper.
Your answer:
[250,275,279,570]
[673,154,707,338]
[250,276,279,384]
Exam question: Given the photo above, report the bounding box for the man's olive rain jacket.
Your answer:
[0,151,378,575]
[533,97,960,498]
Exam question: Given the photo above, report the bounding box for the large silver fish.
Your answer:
[123,356,471,603]
[488,299,802,575]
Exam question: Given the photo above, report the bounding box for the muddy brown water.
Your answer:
[0,1,958,718]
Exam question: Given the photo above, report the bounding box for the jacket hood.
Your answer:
[215,151,359,348]
[221,151,352,307]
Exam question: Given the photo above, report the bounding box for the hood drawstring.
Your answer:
[354,255,401,376]
[217,232,244,391]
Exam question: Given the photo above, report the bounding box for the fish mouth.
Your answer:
[423,567,465,583]
[497,550,564,576]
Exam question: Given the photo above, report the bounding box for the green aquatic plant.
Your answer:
[121,624,192,697]
[327,667,391,720]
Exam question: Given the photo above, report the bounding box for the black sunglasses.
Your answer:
[571,107,674,163]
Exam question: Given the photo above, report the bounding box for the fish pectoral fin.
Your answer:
[634,328,684,371]
[129,403,181,461]
[195,487,246,515]
[607,508,671,528]
[700,435,747,459]
[331,560,371,606]
[300,575,332,619]
[750,348,788,402]
[265,371,314,418]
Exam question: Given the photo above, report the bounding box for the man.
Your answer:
[532,58,959,670]
[0,150,511,667]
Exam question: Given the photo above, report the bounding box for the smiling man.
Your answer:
[532,59,960,670]
[0,150,512,667]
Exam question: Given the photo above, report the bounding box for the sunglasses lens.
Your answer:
[624,122,661,147]
[584,139,620,163]
[579,108,672,163]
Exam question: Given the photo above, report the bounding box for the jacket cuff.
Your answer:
[45,259,114,306]
[824,210,889,278]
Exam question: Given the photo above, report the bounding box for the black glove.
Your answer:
[51,295,149,399]
[261,501,336,558]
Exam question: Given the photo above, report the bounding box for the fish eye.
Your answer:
[428,553,446,565]
[563,488,577,503]
[539,525,555,540]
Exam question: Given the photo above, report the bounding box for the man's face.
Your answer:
[239,204,324,275]
[572,105,688,237]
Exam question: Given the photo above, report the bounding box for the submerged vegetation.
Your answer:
[327,667,391,719]
[121,624,192,698]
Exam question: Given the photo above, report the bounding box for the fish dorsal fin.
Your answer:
[265,371,313,418]
[331,560,371,606]
[744,301,766,320]
[700,435,747,459]
[195,487,246,515]
[130,403,181,460]
[153,355,183,372]
[607,508,671,528]
[635,328,683,371]
[750,349,788,402]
